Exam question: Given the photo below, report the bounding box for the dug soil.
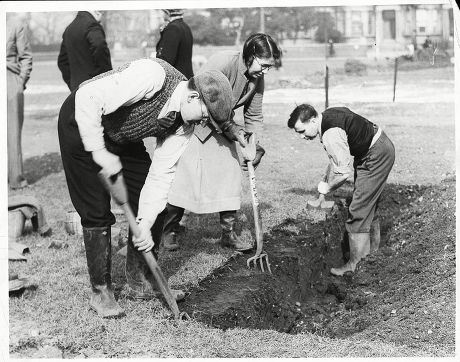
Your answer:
[181,176,455,350]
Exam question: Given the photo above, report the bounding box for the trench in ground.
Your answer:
[181,184,422,336]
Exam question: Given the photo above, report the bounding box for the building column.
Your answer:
[441,6,450,41]
[375,7,383,58]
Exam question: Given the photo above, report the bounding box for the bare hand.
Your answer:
[133,219,154,252]
[92,148,122,176]
[241,143,265,171]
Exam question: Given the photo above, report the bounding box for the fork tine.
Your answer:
[264,256,272,274]
[259,257,265,272]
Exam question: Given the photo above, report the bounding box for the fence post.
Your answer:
[325,65,329,109]
[393,57,399,102]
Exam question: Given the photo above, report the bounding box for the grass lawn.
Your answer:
[6,55,456,358]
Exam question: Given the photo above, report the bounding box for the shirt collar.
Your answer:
[164,81,187,113]
[168,15,183,22]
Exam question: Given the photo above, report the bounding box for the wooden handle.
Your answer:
[98,171,181,319]
[247,162,263,255]
[323,163,331,183]
[120,202,180,319]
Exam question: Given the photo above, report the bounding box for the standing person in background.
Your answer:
[156,9,194,79]
[58,10,112,91]
[163,33,282,252]
[7,12,33,190]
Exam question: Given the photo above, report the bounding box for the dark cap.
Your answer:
[193,70,233,126]
[163,9,184,17]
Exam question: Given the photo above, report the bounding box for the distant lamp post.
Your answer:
[260,8,265,33]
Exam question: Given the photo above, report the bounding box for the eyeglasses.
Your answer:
[254,57,274,71]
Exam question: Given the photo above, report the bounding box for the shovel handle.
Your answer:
[98,171,182,319]
[121,203,181,319]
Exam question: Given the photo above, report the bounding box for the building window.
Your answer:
[382,10,396,39]
[449,8,453,36]
[351,11,363,36]
[368,10,375,36]
[416,7,441,35]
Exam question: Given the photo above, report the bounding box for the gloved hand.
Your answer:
[242,143,265,171]
[318,181,331,195]
[133,219,155,252]
[92,148,122,176]
[222,122,248,148]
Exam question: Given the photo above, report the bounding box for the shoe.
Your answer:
[10,179,29,190]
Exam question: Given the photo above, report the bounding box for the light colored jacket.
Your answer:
[202,50,264,131]
[168,50,265,213]
[6,15,33,88]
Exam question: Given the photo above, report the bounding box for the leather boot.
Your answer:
[219,211,252,251]
[162,204,185,251]
[125,212,185,301]
[370,219,381,253]
[83,226,125,318]
[330,232,370,276]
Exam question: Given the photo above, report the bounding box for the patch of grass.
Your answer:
[8,64,455,357]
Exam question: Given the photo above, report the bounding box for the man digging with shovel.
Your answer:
[58,58,240,318]
[287,104,395,276]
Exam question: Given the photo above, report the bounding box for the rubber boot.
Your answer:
[125,212,185,301]
[370,219,381,253]
[83,226,125,318]
[161,204,184,251]
[341,231,350,263]
[219,211,253,251]
[330,232,370,276]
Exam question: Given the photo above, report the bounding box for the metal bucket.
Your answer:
[64,210,83,235]
[8,210,25,239]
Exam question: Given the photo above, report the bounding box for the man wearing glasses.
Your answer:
[164,33,282,252]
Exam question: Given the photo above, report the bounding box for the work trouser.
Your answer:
[7,70,26,187]
[346,131,395,233]
[57,91,165,232]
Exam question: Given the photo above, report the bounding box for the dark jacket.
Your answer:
[57,11,112,91]
[156,18,193,79]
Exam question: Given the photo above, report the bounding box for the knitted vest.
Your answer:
[81,58,186,144]
[321,107,375,158]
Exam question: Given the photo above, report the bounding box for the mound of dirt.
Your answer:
[323,174,456,352]
[182,176,455,353]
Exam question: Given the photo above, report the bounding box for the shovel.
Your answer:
[98,171,189,321]
[240,135,271,274]
[307,163,335,210]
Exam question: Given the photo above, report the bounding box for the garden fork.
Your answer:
[240,135,271,274]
